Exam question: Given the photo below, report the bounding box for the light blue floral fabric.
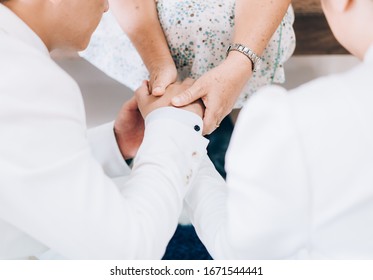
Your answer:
[82,0,296,108]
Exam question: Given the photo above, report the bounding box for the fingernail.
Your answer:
[153,87,163,95]
[172,96,182,105]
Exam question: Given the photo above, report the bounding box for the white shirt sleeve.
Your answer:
[87,121,131,178]
[0,51,209,259]
[87,108,204,179]
[186,86,310,259]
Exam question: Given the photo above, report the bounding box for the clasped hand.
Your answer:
[145,53,252,135]
[113,79,204,162]
[136,79,204,119]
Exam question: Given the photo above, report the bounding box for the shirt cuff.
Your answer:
[145,107,203,134]
[87,121,131,178]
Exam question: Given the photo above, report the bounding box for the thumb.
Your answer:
[151,70,177,97]
[124,96,138,111]
[171,84,203,107]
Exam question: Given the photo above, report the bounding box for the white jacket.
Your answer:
[187,46,373,259]
[0,4,208,259]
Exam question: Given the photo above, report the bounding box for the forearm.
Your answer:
[234,0,291,55]
[1,110,208,259]
[226,0,291,74]
[185,157,233,259]
[109,0,174,71]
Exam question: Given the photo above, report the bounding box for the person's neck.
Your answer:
[356,35,373,60]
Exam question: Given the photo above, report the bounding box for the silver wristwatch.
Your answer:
[226,43,262,72]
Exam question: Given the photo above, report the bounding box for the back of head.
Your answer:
[0,0,108,52]
[321,0,373,59]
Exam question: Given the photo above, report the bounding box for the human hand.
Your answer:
[148,56,178,96]
[171,52,253,135]
[114,96,145,160]
[136,79,204,119]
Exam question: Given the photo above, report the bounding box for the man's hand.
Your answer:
[136,79,204,119]
[114,96,145,160]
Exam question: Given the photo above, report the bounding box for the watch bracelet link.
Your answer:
[226,43,262,72]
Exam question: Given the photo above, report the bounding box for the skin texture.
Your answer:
[136,79,204,120]
[109,0,177,96]
[113,97,145,159]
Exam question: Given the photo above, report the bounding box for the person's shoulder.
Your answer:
[1,32,70,77]
[0,33,78,93]
[243,62,367,110]
[285,63,372,133]
[238,62,369,128]
[0,32,47,64]
[0,34,81,114]
[289,62,370,102]
[239,85,290,120]
[235,85,292,133]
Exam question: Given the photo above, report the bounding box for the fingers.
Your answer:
[202,107,224,135]
[183,77,195,86]
[135,80,150,97]
[151,68,177,96]
[151,77,166,96]
[171,82,204,107]
[123,96,139,111]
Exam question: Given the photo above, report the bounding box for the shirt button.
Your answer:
[194,125,201,132]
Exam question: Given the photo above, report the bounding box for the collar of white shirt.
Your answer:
[364,44,373,63]
[0,3,49,56]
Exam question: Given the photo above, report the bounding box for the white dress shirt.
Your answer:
[0,4,208,259]
[186,46,373,259]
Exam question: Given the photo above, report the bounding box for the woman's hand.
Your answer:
[136,79,204,119]
[147,56,178,96]
[171,52,253,135]
[108,0,178,96]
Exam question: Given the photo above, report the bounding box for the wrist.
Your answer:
[181,100,204,118]
[226,43,262,73]
[147,55,176,72]
[226,43,262,72]
[145,107,204,135]
[224,52,253,82]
